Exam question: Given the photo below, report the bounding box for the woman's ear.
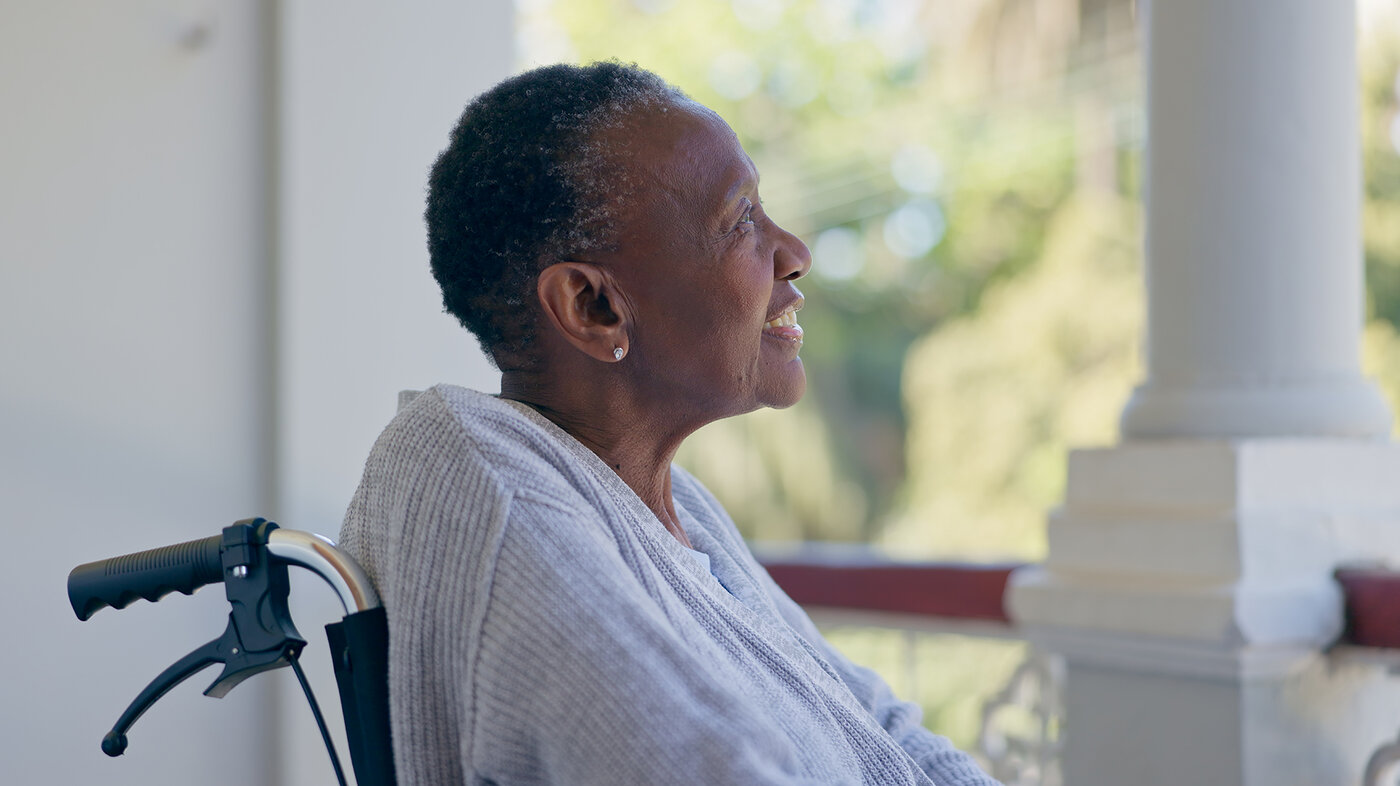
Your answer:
[535,262,630,363]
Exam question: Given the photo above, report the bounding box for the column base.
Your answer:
[1053,650,1400,786]
[1012,439,1400,653]
[1012,438,1400,785]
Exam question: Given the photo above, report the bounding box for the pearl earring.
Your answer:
[614,347,626,361]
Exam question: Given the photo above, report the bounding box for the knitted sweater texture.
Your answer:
[340,385,1001,786]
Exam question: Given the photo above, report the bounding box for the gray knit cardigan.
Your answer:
[340,385,1000,785]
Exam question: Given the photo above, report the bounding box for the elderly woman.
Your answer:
[340,62,999,786]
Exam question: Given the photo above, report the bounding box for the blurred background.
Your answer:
[517,0,1400,562]
[3,0,1398,783]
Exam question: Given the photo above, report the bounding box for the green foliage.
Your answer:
[890,192,1141,559]
[532,0,1095,543]
[1363,24,1400,331]
[1365,320,1400,432]
[821,627,1028,753]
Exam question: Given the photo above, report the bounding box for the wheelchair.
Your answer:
[67,518,396,786]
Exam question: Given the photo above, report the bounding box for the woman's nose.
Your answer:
[773,222,812,281]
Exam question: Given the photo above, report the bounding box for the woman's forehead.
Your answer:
[620,102,756,203]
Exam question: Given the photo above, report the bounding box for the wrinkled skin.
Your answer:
[606,102,811,420]
[501,99,812,545]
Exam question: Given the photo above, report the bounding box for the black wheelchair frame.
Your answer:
[67,518,396,786]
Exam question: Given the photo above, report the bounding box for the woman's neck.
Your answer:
[500,371,695,549]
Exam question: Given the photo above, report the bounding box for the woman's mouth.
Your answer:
[763,304,804,344]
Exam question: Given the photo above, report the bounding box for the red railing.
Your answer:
[761,557,1020,623]
[1337,567,1400,648]
[761,556,1400,648]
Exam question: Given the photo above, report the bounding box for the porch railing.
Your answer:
[760,552,1400,786]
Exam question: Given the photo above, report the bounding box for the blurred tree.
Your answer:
[891,192,1140,558]
[1363,21,1400,333]
[531,0,1133,545]
[893,16,1400,560]
[1362,20,1400,436]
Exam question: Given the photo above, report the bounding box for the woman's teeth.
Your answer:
[765,311,798,329]
[763,307,804,346]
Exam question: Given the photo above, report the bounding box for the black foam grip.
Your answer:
[67,534,224,621]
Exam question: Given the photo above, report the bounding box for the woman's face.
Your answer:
[605,102,812,422]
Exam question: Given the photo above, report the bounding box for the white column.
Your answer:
[1011,2,1400,784]
[1120,0,1392,439]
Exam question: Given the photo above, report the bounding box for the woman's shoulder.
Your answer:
[340,386,614,600]
[394,385,543,449]
[341,386,592,549]
[375,385,579,480]
[357,384,636,525]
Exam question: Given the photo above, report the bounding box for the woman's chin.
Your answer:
[758,357,807,410]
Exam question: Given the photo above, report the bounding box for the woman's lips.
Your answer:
[763,304,804,344]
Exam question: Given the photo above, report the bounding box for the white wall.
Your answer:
[0,2,274,783]
[275,0,506,554]
[0,1,510,784]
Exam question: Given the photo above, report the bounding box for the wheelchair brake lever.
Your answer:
[100,519,307,756]
[100,634,224,756]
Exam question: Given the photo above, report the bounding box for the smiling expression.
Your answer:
[599,101,813,423]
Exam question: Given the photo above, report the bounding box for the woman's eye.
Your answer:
[737,199,756,227]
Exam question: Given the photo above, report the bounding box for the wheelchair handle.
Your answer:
[67,534,224,621]
[67,526,381,623]
[66,520,391,783]
[267,529,381,613]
